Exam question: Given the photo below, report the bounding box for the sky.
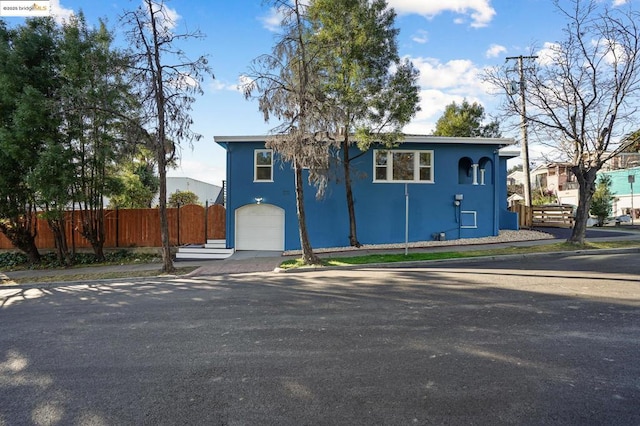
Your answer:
[4,0,636,186]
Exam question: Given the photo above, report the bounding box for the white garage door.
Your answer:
[235,204,285,251]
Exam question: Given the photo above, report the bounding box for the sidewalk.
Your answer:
[2,226,639,285]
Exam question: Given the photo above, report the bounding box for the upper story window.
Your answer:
[254,149,273,182]
[374,150,434,183]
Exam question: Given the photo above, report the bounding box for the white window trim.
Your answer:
[461,211,477,229]
[373,149,434,183]
[254,149,273,182]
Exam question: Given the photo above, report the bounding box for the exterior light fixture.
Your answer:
[255,197,263,204]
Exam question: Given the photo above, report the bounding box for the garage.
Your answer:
[235,204,285,251]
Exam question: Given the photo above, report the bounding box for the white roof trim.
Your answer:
[215,134,516,145]
[499,147,520,157]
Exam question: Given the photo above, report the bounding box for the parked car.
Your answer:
[587,217,599,227]
[600,215,632,225]
[615,215,632,223]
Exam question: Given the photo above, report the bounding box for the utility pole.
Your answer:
[630,174,635,226]
[506,55,537,208]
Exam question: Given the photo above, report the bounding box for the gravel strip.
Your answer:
[283,229,555,256]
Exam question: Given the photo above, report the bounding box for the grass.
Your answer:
[278,240,640,270]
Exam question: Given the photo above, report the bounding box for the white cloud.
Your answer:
[404,56,492,134]
[535,41,561,66]
[411,30,429,44]
[49,0,74,24]
[486,43,507,58]
[169,73,198,90]
[388,0,496,28]
[148,1,181,34]
[260,7,284,32]
[210,79,242,93]
[412,57,485,92]
[612,0,627,6]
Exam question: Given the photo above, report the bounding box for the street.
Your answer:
[1,253,639,425]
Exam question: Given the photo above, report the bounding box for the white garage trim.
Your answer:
[235,203,285,251]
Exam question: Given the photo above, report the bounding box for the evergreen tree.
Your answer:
[433,99,501,137]
[590,175,614,226]
[309,0,420,247]
[59,13,138,261]
[0,19,61,264]
[168,190,200,208]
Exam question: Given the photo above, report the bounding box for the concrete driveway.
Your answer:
[1,253,638,425]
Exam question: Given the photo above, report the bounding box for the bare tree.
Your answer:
[244,0,330,265]
[485,0,640,244]
[121,0,213,272]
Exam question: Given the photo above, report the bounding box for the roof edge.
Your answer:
[214,134,516,145]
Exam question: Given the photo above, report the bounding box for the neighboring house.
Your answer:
[154,177,223,206]
[215,135,519,252]
[507,193,524,207]
[507,170,524,186]
[602,152,640,171]
[530,162,579,205]
[530,162,577,193]
[528,155,640,208]
[601,166,640,219]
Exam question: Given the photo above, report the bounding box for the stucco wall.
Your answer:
[223,140,514,251]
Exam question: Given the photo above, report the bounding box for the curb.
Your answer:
[273,246,640,274]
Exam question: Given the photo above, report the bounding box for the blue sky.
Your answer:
[6,0,635,185]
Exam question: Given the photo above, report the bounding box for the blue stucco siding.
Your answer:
[219,137,516,251]
[498,154,519,230]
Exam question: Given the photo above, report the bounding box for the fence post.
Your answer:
[115,207,119,248]
[71,207,76,255]
[177,203,180,246]
[204,200,208,244]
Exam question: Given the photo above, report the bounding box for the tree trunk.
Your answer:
[295,162,321,265]
[91,239,105,263]
[0,222,41,264]
[79,209,106,262]
[48,218,72,266]
[342,139,361,247]
[568,167,598,245]
[158,154,175,273]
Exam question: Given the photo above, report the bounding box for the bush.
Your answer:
[0,249,160,270]
[0,252,29,269]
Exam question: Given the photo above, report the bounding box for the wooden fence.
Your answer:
[509,204,574,229]
[510,204,533,229]
[0,204,225,250]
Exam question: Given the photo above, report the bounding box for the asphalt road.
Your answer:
[1,253,639,425]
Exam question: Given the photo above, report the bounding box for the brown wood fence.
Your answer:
[510,204,532,229]
[0,204,225,250]
[509,204,574,229]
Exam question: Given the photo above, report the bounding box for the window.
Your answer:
[254,149,273,182]
[461,211,477,228]
[374,150,434,183]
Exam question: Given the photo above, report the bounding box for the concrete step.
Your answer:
[175,251,233,260]
[175,244,234,260]
[205,239,226,249]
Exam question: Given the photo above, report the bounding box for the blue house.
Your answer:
[215,135,519,252]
